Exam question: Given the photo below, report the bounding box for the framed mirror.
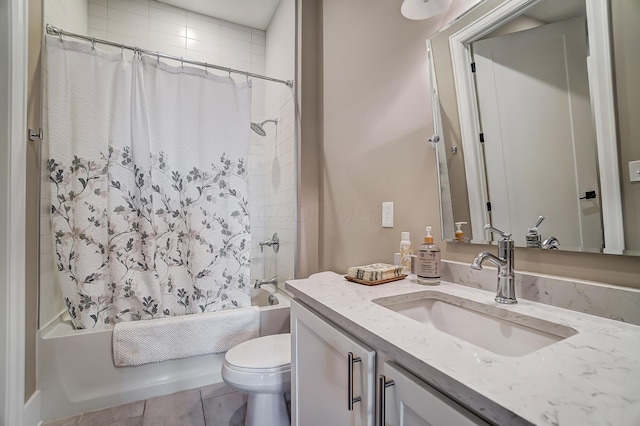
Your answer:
[429,0,640,256]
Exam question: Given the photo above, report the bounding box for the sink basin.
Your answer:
[373,292,577,357]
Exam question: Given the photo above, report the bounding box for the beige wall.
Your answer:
[613,0,640,255]
[25,0,42,402]
[316,0,640,288]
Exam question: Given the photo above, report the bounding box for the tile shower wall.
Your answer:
[263,0,295,287]
[40,0,291,327]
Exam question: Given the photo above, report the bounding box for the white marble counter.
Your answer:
[285,272,640,426]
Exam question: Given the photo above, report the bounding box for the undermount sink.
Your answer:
[373,291,577,357]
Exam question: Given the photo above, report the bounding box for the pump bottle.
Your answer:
[399,232,412,275]
[454,222,468,242]
[417,226,441,285]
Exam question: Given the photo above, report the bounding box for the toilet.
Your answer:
[221,333,291,426]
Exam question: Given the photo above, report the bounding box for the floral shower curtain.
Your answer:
[46,36,252,329]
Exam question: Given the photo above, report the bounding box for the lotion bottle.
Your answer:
[454,222,468,242]
[399,232,412,275]
[417,226,441,285]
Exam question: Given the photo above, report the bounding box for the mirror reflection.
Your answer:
[429,0,639,256]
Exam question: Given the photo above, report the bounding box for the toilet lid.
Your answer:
[225,333,291,370]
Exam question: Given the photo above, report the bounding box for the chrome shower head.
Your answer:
[250,119,278,136]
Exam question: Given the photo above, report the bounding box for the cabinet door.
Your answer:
[380,362,489,426]
[291,300,375,426]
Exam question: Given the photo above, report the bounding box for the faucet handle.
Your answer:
[529,215,545,231]
[484,224,511,239]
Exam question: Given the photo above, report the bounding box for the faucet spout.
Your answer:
[471,224,517,304]
[471,251,506,270]
[254,276,279,289]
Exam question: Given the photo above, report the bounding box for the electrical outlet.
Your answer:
[382,202,394,228]
[630,160,640,183]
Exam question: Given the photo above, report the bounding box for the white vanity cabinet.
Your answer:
[291,300,489,426]
[378,361,489,426]
[291,300,376,426]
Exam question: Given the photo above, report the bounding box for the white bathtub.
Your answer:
[37,284,291,421]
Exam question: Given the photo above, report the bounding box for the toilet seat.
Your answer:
[225,333,291,370]
[221,333,291,393]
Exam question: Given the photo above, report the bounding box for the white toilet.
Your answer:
[221,333,291,426]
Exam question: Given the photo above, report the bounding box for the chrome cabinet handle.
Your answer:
[378,374,395,425]
[347,352,362,411]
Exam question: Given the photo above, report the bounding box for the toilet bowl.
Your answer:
[221,333,291,426]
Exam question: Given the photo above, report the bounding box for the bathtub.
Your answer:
[37,284,291,421]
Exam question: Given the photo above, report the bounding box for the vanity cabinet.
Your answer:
[379,361,489,426]
[291,300,488,426]
[291,300,376,426]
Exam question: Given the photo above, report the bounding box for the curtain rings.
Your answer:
[205,63,208,75]
[181,57,184,69]
[58,32,63,44]
[121,43,125,58]
[91,37,96,50]
[157,51,160,64]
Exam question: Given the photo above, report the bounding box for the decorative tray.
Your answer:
[344,275,407,286]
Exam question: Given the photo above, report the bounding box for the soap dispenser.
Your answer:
[454,222,468,242]
[416,226,441,285]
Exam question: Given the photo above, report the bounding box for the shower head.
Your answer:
[250,119,278,136]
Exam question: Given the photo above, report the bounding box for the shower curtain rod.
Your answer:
[46,24,294,88]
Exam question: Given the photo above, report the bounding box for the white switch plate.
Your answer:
[382,202,394,228]
[630,160,640,182]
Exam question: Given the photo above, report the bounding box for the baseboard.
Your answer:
[24,390,42,426]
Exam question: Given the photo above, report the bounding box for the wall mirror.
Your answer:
[429,0,640,257]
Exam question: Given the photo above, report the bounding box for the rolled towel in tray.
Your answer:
[113,306,260,367]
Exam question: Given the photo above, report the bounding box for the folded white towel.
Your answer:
[113,306,260,367]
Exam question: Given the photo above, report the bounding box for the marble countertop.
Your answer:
[285,271,640,426]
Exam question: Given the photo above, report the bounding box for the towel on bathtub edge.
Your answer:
[112,306,260,367]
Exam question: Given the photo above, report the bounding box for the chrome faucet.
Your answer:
[471,224,517,304]
[541,236,560,250]
[525,216,560,249]
[525,216,545,248]
[259,233,280,253]
[254,276,278,288]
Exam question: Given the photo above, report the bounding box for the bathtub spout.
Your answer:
[254,276,278,288]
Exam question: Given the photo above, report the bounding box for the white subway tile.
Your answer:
[108,7,148,27]
[88,15,108,32]
[149,5,186,26]
[109,0,149,17]
[109,19,149,41]
[149,18,186,37]
[221,25,251,44]
[251,29,266,46]
[89,3,108,19]
[187,14,221,31]
[186,38,218,55]
[149,0,186,16]
[148,29,185,48]
[89,0,108,6]
[221,43,251,62]
[186,28,220,45]
[220,20,251,33]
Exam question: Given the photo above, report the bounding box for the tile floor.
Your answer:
[41,383,249,426]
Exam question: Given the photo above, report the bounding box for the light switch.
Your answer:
[630,160,640,183]
[382,202,394,228]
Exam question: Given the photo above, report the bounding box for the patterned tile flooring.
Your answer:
[41,384,252,426]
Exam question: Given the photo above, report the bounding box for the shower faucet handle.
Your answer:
[259,233,280,253]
